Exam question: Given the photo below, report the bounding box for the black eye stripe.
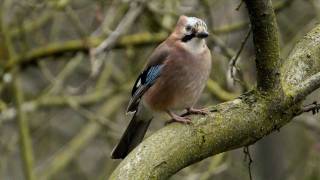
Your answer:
[181,33,195,42]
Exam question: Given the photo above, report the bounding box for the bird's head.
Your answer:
[173,15,209,43]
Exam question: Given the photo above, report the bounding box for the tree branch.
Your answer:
[90,0,145,56]
[4,32,168,71]
[110,92,297,179]
[89,0,145,76]
[281,24,320,102]
[13,71,36,180]
[293,72,320,103]
[244,0,281,91]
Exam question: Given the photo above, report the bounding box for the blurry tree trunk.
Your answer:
[109,1,320,179]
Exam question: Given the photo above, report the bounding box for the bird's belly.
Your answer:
[143,63,210,111]
[168,76,205,109]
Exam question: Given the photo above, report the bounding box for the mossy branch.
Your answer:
[4,32,168,71]
[244,0,281,91]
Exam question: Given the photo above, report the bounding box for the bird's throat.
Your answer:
[183,38,206,54]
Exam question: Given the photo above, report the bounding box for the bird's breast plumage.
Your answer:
[143,43,211,111]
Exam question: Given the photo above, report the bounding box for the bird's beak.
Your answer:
[195,27,209,38]
[196,31,209,38]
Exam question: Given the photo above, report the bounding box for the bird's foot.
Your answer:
[166,116,191,124]
[166,111,192,124]
[186,107,209,115]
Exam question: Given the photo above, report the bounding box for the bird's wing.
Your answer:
[127,43,170,112]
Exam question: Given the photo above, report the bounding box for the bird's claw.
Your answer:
[187,107,209,115]
[166,116,192,125]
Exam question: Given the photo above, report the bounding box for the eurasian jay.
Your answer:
[111,15,212,159]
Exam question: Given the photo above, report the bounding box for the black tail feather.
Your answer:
[111,112,152,159]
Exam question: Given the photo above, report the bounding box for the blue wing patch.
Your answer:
[127,65,164,112]
[131,65,164,96]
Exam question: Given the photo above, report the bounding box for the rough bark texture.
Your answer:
[245,0,281,91]
[281,26,320,102]
[109,1,320,179]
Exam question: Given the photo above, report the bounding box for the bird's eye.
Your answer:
[185,25,192,31]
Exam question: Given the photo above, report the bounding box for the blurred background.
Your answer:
[0,0,319,179]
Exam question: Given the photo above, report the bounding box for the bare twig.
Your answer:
[41,54,83,95]
[13,71,35,180]
[302,101,320,114]
[295,101,320,115]
[90,0,145,76]
[236,0,244,11]
[243,146,253,180]
[64,6,88,38]
[229,27,251,87]
[0,89,113,122]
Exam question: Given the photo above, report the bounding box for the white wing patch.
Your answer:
[136,78,141,88]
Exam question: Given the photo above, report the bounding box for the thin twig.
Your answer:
[13,71,36,180]
[41,54,83,95]
[295,101,320,115]
[302,101,320,114]
[90,0,145,76]
[236,0,244,11]
[243,146,253,180]
[0,89,113,122]
[229,27,251,87]
[64,6,88,38]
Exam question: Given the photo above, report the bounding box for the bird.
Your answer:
[111,15,212,159]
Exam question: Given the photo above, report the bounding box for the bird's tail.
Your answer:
[111,110,152,159]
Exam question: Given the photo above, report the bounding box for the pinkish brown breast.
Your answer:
[143,43,211,112]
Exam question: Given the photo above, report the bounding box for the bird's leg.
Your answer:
[166,110,191,124]
[186,107,209,115]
